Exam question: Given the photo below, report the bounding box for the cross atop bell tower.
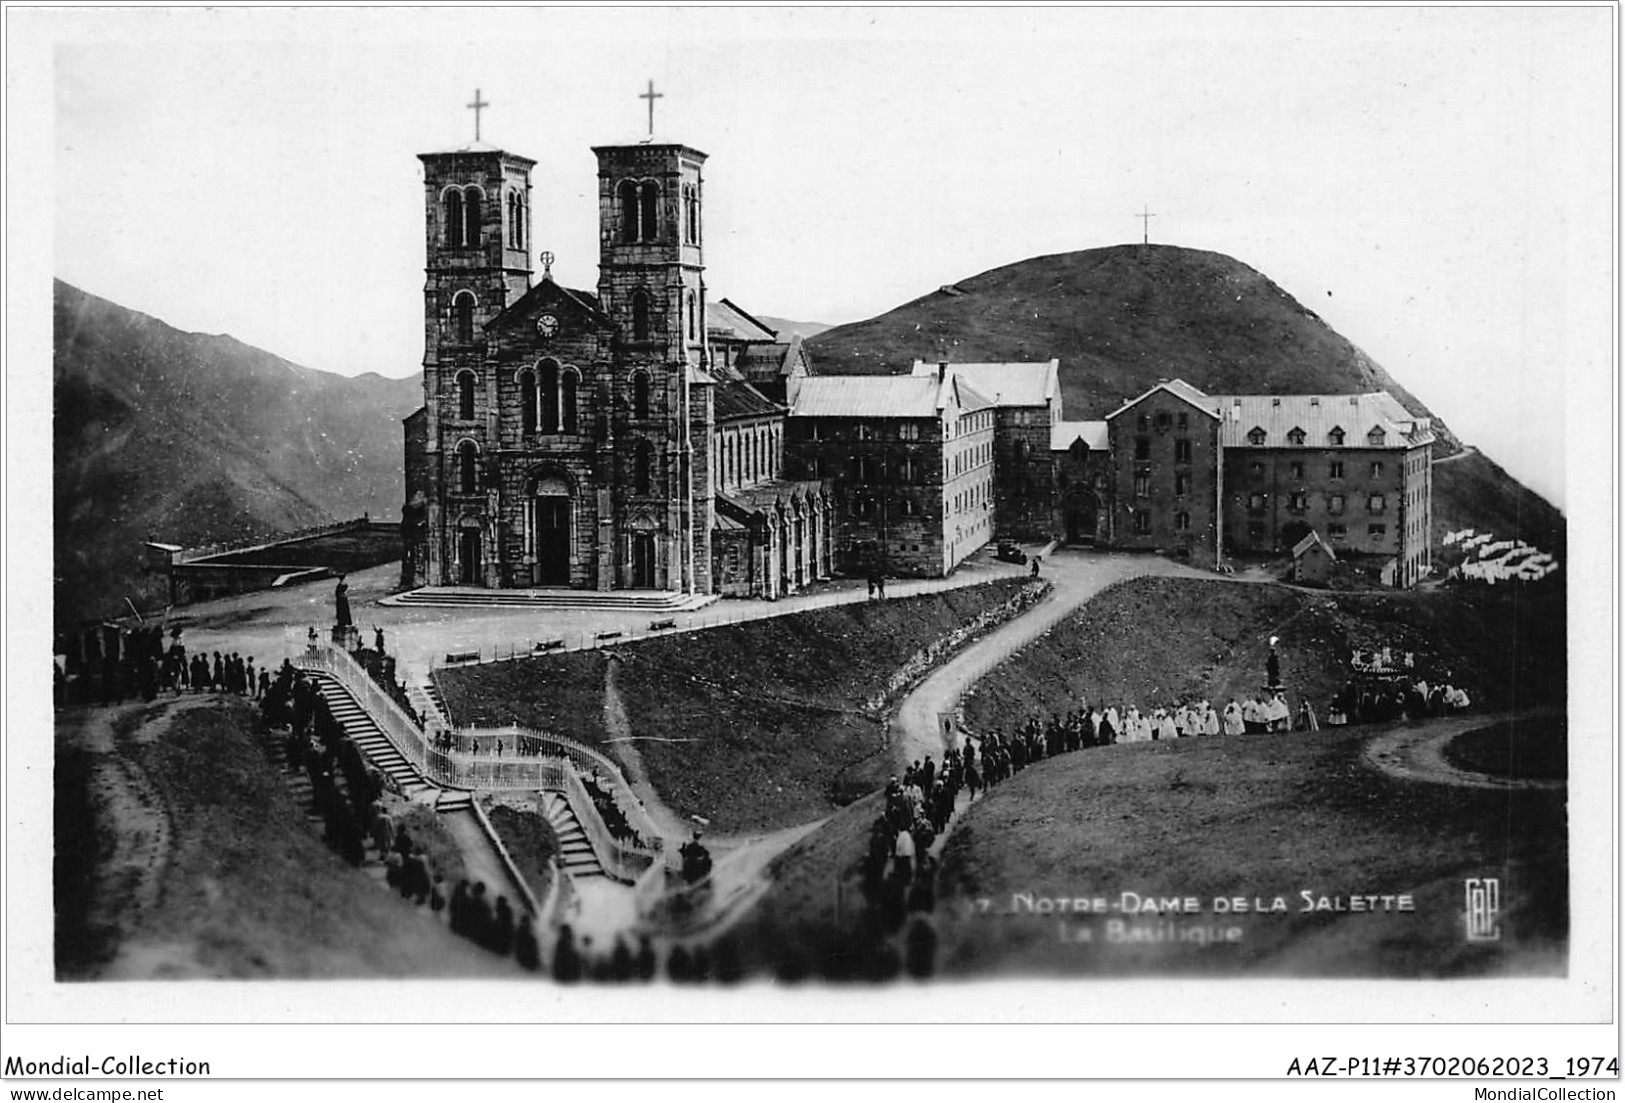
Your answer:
[467,87,490,142]
[638,80,662,137]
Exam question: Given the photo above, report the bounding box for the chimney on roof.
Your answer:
[938,361,948,383]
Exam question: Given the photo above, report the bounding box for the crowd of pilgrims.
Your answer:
[258,662,551,970]
[53,624,272,707]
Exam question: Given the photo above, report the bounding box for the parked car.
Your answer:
[996,541,1026,564]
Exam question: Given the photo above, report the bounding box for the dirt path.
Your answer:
[601,655,693,844]
[891,551,1213,770]
[55,698,226,973]
[1363,710,1566,791]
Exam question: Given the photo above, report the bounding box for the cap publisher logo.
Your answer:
[1465,877,1501,942]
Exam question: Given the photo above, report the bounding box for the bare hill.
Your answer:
[53,280,420,623]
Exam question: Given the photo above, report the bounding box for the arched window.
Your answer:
[561,369,579,434]
[639,182,659,242]
[453,291,476,345]
[463,188,482,248]
[456,370,476,420]
[631,291,651,342]
[632,370,651,419]
[458,440,479,494]
[519,369,537,434]
[539,359,560,432]
[619,180,640,244]
[687,291,697,340]
[634,440,654,495]
[444,190,464,249]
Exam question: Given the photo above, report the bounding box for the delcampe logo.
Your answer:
[1464,877,1501,942]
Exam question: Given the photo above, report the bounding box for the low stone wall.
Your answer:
[864,579,1051,712]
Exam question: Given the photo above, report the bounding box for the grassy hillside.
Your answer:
[961,576,1565,732]
[53,280,420,623]
[54,697,509,979]
[434,579,1034,833]
[933,720,1566,977]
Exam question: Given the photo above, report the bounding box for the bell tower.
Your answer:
[415,91,536,587]
[592,140,707,363]
[593,124,712,593]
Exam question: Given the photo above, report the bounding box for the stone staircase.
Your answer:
[381,586,718,613]
[540,790,606,880]
[306,671,440,803]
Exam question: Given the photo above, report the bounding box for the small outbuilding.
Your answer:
[1291,529,1338,586]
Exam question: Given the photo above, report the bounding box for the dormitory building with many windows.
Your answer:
[401,119,1434,598]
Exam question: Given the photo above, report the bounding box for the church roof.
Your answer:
[721,480,825,516]
[712,379,782,422]
[909,359,1059,408]
[1214,392,1434,449]
[418,141,537,164]
[1051,420,1109,451]
[792,376,943,419]
[737,334,807,379]
[488,276,610,332]
[708,299,778,343]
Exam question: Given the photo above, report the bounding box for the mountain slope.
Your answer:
[53,280,421,623]
[808,244,1460,451]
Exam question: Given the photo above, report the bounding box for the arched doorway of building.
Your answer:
[1064,491,1099,546]
[531,473,572,586]
[458,527,482,585]
[630,533,656,589]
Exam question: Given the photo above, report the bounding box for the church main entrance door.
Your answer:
[1065,493,1099,546]
[630,533,656,589]
[458,529,482,585]
[535,497,571,585]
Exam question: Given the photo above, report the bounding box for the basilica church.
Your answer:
[400,114,833,600]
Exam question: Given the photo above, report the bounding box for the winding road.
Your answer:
[891,550,1214,769]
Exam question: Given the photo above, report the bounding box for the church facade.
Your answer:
[401,133,832,599]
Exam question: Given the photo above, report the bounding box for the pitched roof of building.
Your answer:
[1051,420,1109,451]
[952,376,995,413]
[707,299,779,343]
[1214,392,1434,449]
[791,375,943,418]
[1105,378,1221,420]
[712,378,782,422]
[908,359,1059,407]
[717,480,826,525]
[737,334,805,379]
[1293,530,1337,561]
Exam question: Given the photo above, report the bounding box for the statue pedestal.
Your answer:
[331,624,360,652]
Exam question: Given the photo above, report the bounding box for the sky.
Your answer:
[27,6,1618,510]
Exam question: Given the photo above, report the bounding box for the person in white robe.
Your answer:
[1223,700,1245,735]
[1202,702,1221,736]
